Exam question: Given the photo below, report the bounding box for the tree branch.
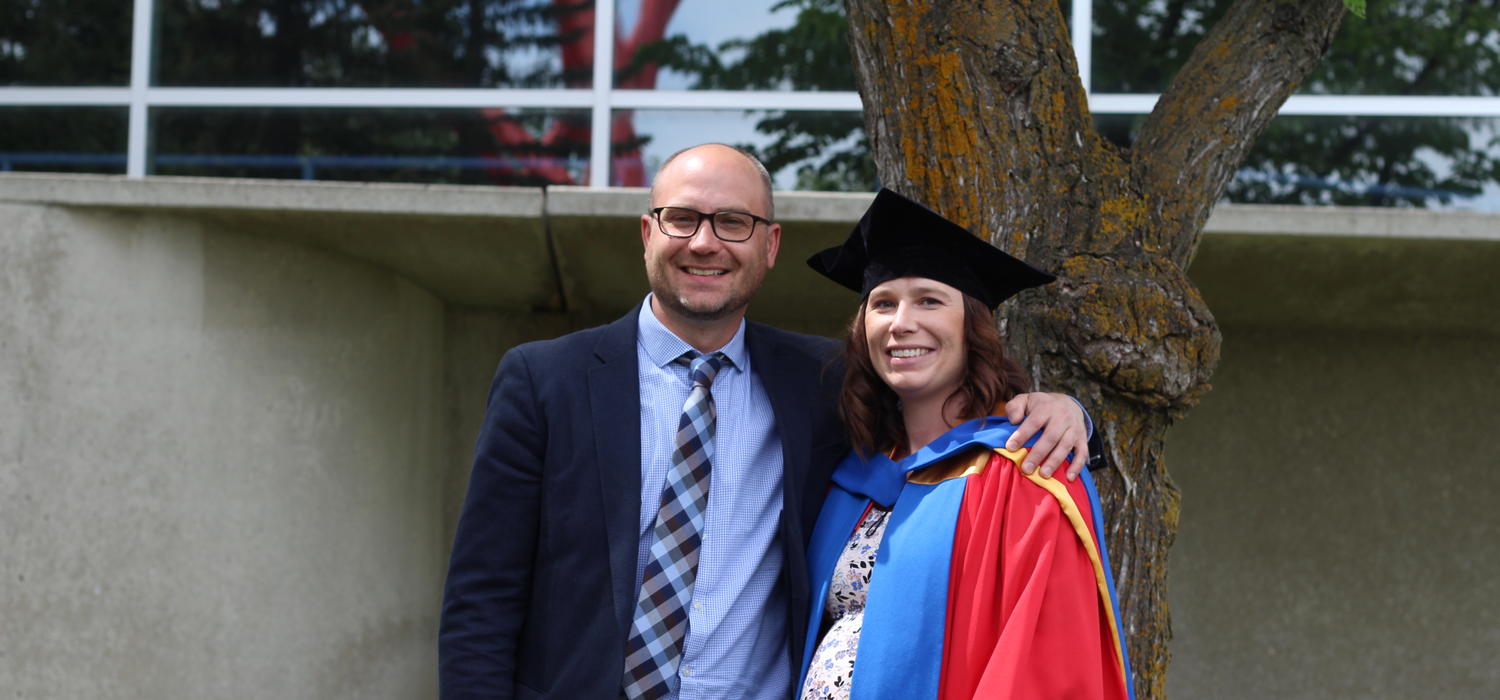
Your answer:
[845,0,1094,262]
[1134,0,1345,266]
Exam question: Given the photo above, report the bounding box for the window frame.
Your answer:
[0,0,1495,184]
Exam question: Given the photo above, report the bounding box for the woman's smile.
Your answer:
[864,276,968,408]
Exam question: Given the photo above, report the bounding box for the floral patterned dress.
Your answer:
[798,505,891,700]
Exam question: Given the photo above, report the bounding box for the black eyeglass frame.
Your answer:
[649,206,773,243]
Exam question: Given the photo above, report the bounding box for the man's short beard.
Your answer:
[656,289,751,322]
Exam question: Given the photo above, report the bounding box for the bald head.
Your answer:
[650,143,775,221]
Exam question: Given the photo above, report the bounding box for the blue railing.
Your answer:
[1231,168,1479,203]
[0,151,1482,205]
[0,152,587,181]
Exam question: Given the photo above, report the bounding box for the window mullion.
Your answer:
[590,2,616,188]
[126,0,155,177]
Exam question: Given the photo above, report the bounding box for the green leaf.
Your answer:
[1343,0,1367,19]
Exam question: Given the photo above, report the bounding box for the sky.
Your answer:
[614,0,811,189]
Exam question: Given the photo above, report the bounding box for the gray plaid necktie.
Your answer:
[621,351,728,700]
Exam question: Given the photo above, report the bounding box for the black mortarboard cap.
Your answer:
[807,188,1055,308]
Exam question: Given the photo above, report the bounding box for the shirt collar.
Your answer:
[636,294,748,372]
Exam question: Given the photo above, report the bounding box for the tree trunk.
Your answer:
[843,1,1345,696]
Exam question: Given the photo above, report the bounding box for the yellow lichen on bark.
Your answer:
[884,0,934,54]
[1056,256,1137,341]
[1207,36,1233,62]
[1050,254,1217,405]
[880,23,981,227]
[1096,194,1146,249]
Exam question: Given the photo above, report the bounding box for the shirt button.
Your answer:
[682,666,693,677]
[692,600,702,611]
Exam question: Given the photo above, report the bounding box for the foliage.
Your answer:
[0,1,131,171]
[658,0,1498,208]
[1094,0,1498,207]
[145,0,591,184]
[152,0,579,88]
[628,0,876,191]
[1,0,594,184]
[6,0,1493,199]
[0,0,131,85]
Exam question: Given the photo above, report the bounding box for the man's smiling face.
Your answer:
[640,144,781,326]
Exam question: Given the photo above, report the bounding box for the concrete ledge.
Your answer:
[0,172,543,218]
[773,190,879,222]
[0,173,553,309]
[546,186,649,217]
[545,186,876,222]
[1192,232,1500,335]
[3,173,1497,335]
[6,173,1495,239]
[1205,202,1500,241]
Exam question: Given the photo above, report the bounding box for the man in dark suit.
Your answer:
[439,144,1091,699]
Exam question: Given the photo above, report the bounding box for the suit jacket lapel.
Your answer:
[588,306,644,638]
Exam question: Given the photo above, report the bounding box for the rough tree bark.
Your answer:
[843,1,1345,696]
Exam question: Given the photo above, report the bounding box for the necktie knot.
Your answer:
[680,351,727,389]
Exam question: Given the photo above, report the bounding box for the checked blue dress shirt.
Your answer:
[634,297,790,700]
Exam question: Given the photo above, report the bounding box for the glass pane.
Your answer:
[615,108,870,191]
[155,0,593,88]
[1094,113,1500,211]
[0,0,132,85]
[1091,0,1500,97]
[0,107,127,174]
[152,107,589,185]
[614,0,854,91]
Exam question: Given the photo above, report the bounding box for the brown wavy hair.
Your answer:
[840,294,1031,457]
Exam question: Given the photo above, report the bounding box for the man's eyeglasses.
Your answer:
[650,206,771,243]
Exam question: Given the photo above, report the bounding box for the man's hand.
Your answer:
[1003,392,1089,481]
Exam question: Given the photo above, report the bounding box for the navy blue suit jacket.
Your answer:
[439,306,847,699]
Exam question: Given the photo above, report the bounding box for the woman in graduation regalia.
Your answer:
[796,189,1133,700]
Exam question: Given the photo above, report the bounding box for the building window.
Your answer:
[1,0,1496,209]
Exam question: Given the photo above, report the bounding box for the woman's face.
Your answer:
[863,276,968,408]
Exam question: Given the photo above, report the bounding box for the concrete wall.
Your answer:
[1,203,448,698]
[1163,225,1500,697]
[1166,326,1500,698]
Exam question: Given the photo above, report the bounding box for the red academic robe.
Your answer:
[798,417,1132,700]
[939,449,1131,699]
